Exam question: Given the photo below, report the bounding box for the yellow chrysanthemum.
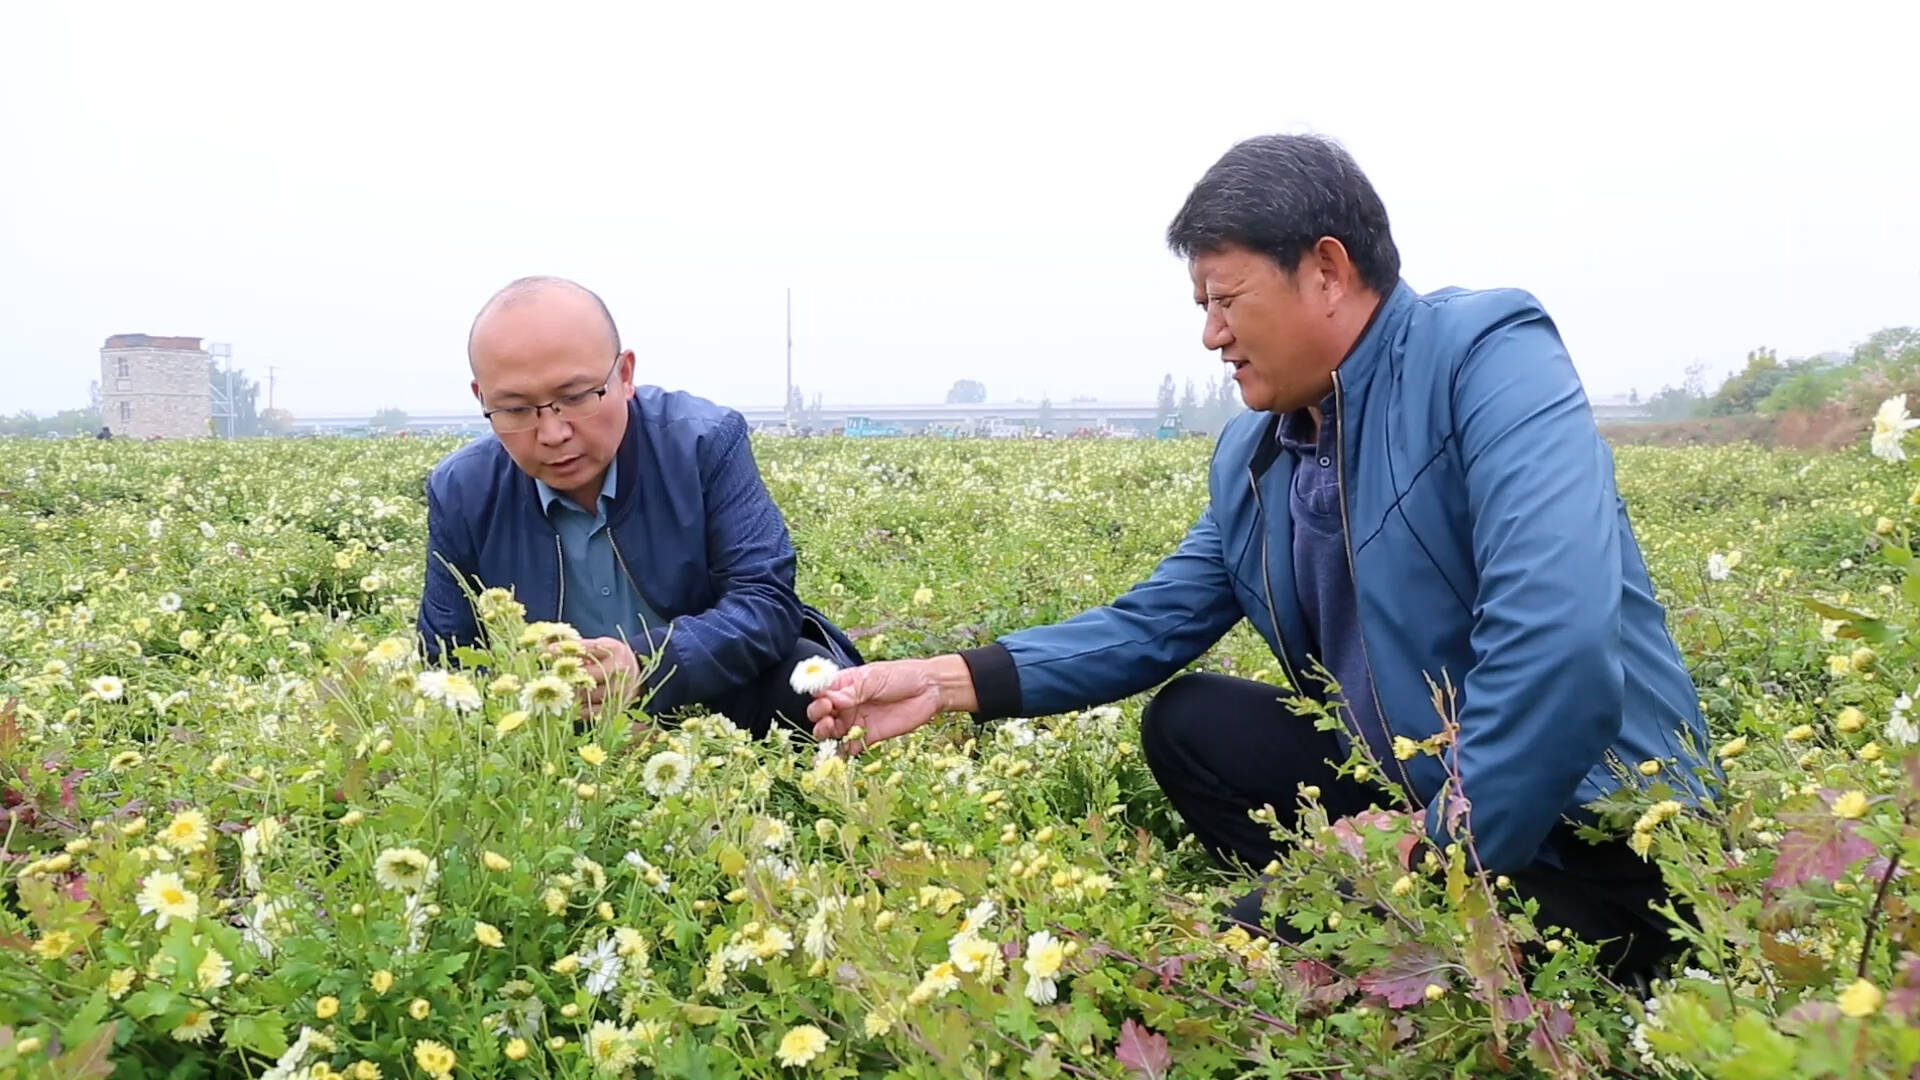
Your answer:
[161,809,211,854]
[136,871,200,929]
[775,1024,830,1068]
[412,1038,457,1079]
[1839,978,1884,1018]
[475,921,505,949]
[1832,790,1871,820]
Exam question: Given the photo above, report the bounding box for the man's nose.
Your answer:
[534,409,571,444]
[1202,310,1233,352]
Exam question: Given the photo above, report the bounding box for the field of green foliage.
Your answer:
[7,409,1920,1079]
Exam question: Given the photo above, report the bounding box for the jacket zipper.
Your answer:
[1330,372,1423,807]
[552,535,567,622]
[605,534,661,650]
[1244,467,1304,696]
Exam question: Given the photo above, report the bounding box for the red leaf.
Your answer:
[1285,958,1356,1010]
[59,768,84,812]
[1114,1018,1172,1079]
[1767,816,1876,890]
[1356,944,1449,1008]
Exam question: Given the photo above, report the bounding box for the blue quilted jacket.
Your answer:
[963,281,1711,871]
[415,387,860,714]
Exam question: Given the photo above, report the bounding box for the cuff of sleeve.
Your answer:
[958,643,1022,723]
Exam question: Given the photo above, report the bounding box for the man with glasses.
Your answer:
[416,275,860,735]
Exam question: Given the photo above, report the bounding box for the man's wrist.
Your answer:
[927,655,980,715]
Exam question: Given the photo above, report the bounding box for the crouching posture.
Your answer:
[808,135,1708,982]
[417,276,860,735]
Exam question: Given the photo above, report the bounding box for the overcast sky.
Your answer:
[3,1,1916,419]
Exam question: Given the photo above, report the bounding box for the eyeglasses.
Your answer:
[482,355,622,434]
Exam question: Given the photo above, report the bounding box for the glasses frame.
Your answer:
[481,353,624,433]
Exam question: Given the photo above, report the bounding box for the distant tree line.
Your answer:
[1639,326,1920,422]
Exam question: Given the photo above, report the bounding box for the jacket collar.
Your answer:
[1330,278,1415,394]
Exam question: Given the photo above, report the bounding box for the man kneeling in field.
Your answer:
[416,276,860,735]
[806,135,1710,983]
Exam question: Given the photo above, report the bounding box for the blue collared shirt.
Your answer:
[536,457,663,648]
[1275,397,1393,774]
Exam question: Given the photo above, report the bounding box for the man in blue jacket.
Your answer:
[807,135,1708,980]
[417,276,860,735]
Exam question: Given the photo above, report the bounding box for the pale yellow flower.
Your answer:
[412,1038,456,1079]
[171,1009,215,1043]
[370,969,394,994]
[775,1024,830,1067]
[483,850,511,872]
[408,998,432,1020]
[579,744,608,766]
[475,921,505,948]
[315,996,340,1019]
[161,808,211,854]
[137,871,200,928]
[1833,790,1871,820]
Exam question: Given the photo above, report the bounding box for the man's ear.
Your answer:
[1311,236,1357,314]
[616,350,637,397]
[470,379,484,405]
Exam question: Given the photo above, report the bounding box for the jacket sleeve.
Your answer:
[1426,294,1626,872]
[971,502,1244,720]
[417,476,482,666]
[642,413,804,713]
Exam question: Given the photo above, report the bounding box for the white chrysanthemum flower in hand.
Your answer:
[789,656,841,695]
[1872,395,1920,461]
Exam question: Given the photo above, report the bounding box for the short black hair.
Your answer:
[1167,134,1401,295]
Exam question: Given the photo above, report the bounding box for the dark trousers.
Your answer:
[1140,672,1683,984]
[697,638,836,739]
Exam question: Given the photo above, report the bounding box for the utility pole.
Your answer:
[267,366,277,412]
[784,287,793,433]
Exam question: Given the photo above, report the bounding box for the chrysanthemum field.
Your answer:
[8,421,1920,1078]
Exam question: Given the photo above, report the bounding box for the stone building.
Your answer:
[99,334,211,439]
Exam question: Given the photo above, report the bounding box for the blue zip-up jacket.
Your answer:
[416,387,861,714]
[960,281,1710,872]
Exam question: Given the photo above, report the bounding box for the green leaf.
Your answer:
[1707,1010,1797,1080]
[1902,571,1920,608]
[222,1012,289,1059]
[1022,1041,1062,1079]
[120,988,176,1021]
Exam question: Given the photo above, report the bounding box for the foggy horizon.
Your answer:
[5,2,1916,421]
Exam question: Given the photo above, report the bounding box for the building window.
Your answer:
[116,357,130,378]
[119,401,131,421]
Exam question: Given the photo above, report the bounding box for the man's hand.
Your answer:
[573,637,643,716]
[806,656,977,752]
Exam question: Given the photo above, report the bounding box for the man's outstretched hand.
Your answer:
[806,656,978,752]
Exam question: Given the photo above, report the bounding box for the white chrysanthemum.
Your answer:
[1706,553,1730,581]
[90,675,126,702]
[958,898,997,935]
[580,936,625,997]
[158,592,183,613]
[373,847,439,894]
[415,670,451,701]
[1889,694,1919,746]
[585,1019,640,1074]
[642,751,691,797]
[1872,395,1920,461]
[1023,930,1066,1004]
[521,674,575,717]
[137,871,200,929]
[147,519,164,540]
[789,655,841,695]
[948,931,1000,975]
[365,637,414,669]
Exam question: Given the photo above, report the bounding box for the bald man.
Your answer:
[416,276,861,735]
